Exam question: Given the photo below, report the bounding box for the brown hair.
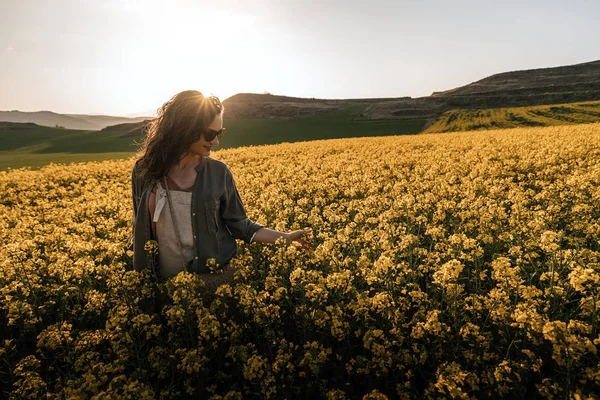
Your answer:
[135,90,224,181]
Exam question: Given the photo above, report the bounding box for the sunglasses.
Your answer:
[201,127,225,141]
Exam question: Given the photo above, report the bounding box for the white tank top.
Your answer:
[153,181,195,279]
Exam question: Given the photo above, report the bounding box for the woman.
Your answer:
[130,90,312,292]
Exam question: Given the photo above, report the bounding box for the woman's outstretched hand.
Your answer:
[286,229,313,250]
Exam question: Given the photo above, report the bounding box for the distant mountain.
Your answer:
[0,110,152,130]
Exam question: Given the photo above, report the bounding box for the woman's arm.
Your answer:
[252,227,312,249]
[221,168,312,250]
[251,227,288,244]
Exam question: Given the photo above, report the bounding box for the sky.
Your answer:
[0,0,598,116]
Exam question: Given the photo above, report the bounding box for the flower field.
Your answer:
[1,123,600,399]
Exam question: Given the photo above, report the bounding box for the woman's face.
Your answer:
[188,113,223,157]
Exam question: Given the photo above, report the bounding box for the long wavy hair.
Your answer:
[135,90,224,181]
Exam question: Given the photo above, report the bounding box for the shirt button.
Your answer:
[193,235,197,239]
[195,256,198,260]
[192,213,196,216]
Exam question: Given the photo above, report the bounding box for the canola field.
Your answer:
[1,123,600,399]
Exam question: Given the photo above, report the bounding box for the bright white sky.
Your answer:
[0,0,598,116]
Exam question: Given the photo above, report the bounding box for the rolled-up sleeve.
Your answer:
[221,168,263,244]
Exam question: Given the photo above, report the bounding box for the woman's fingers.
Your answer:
[287,229,313,250]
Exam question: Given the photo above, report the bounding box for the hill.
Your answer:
[0,110,151,130]
[101,120,152,138]
[423,100,600,133]
[431,60,600,98]
[222,93,411,119]
[0,121,142,170]
[364,60,600,124]
[222,60,600,123]
[0,122,88,151]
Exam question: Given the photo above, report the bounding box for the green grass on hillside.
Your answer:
[424,100,600,133]
[0,124,89,152]
[0,105,426,170]
[221,104,425,147]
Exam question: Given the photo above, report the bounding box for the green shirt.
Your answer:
[129,156,264,275]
